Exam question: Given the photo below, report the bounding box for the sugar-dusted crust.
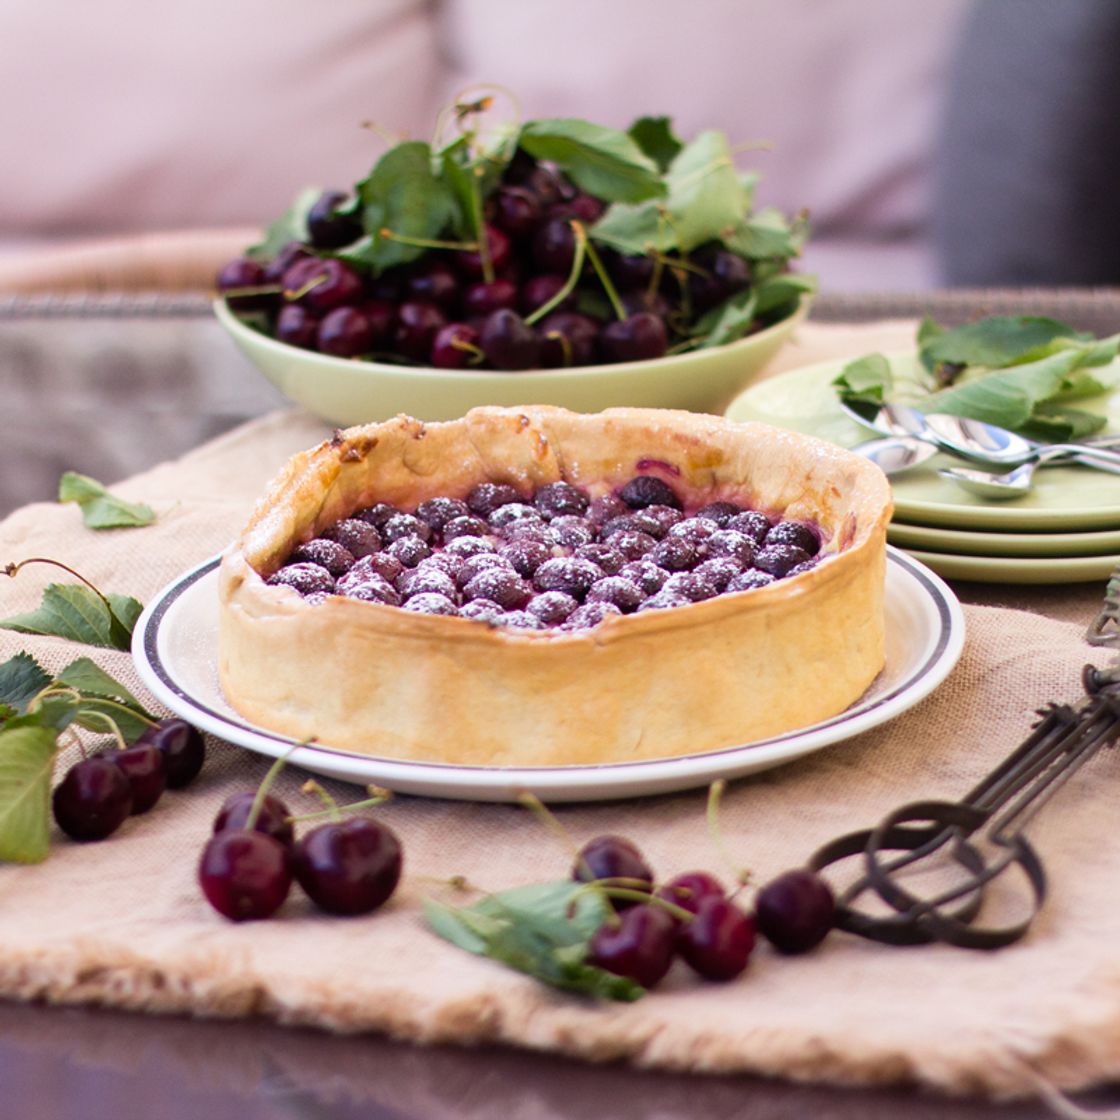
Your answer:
[218,406,893,766]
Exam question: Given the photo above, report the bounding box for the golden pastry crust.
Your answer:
[218,406,893,766]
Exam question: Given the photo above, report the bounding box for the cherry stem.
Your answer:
[524,223,588,326]
[454,93,496,125]
[283,274,329,301]
[665,338,698,357]
[246,745,301,832]
[74,710,128,753]
[220,283,283,299]
[606,886,694,923]
[32,685,131,752]
[360,119,402,147]
[59,726,84,759]
[542,328,572,368]
[419,872,482,894]
[377,228,478,253]
[729,139,774,156]
[577,223,627,322]
[5,557,111,609]
[288,783,392,824]
[299,779,341,822]
[515,789,582,864]
[466,176,494,284]
[706,779,752,888]
[450,336,486,364]
[569,880,694,925]
[30,672,160,736]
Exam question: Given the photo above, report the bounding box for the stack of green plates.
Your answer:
[726,354,1120,585]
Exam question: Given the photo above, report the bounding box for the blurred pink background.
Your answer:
[0,0,971,291]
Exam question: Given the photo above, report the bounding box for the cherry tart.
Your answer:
[218,407,892,766]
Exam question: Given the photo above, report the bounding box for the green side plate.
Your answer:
[904,549,1119,585]
[887,520,1120,558]
[725,352,1120,531]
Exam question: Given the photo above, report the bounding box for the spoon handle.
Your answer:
[1050,445,1120,474]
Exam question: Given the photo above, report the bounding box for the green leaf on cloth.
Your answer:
[0,652,53,712]
[425,880,645,1001]
[0,723,59,863]
[55,657,153,741]
[0,583,142,651]
[59,472,155,530]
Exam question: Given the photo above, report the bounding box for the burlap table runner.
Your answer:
[2,321,1118,1099]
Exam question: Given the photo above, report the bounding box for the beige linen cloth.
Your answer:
[0,321,1118,1099]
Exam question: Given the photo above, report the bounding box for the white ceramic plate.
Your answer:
[131,549,965,803]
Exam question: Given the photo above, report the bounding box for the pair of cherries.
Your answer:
[198,787,401,922]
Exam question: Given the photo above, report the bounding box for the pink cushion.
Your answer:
[0,0,440,235]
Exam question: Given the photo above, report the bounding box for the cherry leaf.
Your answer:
[693,290,758,350]
[0,584,142,651]
[0,652,52,712]
[340,141,460,274]
[56,657,154,741]
[833,354,895,407]
[59,472,155,530]
[627,115,684,173]
[917,315,1087,373]
[519,119,664,204]
[0,723,59,863]
[425,880,645,1001]
[662,130,746,254]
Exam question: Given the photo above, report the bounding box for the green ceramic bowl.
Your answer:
[213,296,808,425]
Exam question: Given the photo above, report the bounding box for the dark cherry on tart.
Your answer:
[263,476,821,631]
[218,407,892,767]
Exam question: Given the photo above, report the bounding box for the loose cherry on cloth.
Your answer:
[2,321,1119,1096]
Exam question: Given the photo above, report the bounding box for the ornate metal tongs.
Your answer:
[807,569,1120,950]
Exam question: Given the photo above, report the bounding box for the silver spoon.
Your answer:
[881,405,1120,471]
[938,440,1120,499]
[938,461,1052,500]
[842,400,1120,465]
[851,436,939,476]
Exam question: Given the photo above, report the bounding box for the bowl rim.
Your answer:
[212,292,809,383]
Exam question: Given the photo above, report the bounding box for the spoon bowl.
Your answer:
[938,463,1039,500]
[852,436,939,477]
